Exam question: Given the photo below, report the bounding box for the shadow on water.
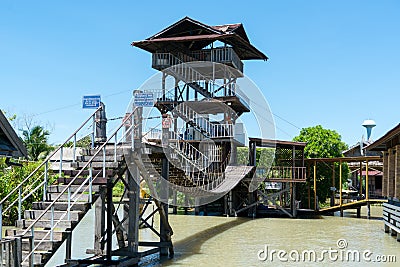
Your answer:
[139,216,250,266]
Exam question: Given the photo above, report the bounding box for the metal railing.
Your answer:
[17,109,138,265]
[0,106,100,241]
[167,131,210,171]
[174,102,233,138]
[0,106,140,265]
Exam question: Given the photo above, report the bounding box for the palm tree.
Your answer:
[22,125,52,161]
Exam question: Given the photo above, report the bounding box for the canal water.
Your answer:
[46,206,399,266]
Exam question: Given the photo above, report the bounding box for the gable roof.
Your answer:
[366,123,400,151]
[0,110,27,158]
[132,16,268,60]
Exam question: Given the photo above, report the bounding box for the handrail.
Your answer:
[174,103,233,138]
[19,109,137,236]
[167,131,209,171]
[20,109,138,263]
[0,106,101,207]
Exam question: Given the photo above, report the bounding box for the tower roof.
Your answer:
[132,16,268,60]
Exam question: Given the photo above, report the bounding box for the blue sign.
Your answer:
[82,95,101,109]
[134,92,154,107]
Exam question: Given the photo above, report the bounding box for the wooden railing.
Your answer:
[152,47,243,73]
[383,202,400,239]
[256,166,307,181]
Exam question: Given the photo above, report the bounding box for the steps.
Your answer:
[3,146,125,266]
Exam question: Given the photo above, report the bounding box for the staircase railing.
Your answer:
[0,106,138,265]
[167,131,209,171]
[174,102,233,138]
[18,109,138,265]
[0,106,101,241]
[152,52,250,108]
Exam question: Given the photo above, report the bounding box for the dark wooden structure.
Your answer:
[227,138,307,218]
[132,16,266,210]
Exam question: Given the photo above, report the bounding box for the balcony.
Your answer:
[152,47,244,73]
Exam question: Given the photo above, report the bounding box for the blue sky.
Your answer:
[1,0,399,146]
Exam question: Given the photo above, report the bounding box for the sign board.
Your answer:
[162,116,172,129]
[82,95,101,109]
[134,92,154,107]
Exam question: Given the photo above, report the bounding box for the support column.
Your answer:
[383,152,389,197]
[94,187,106,254]
[388,148,396,198]
[366,160,370,219]
[106,179,113,262]
[395,145,400,199]
[313,161,317,211]
[127,169,140,254]
[331,162,335,207]
[160,156,169,256]
[359,161,363,197]
[339,160,343,217]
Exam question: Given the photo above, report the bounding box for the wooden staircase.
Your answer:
[3,146,126,266]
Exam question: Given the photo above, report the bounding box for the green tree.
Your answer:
[22,125,52,161]
[293,125,349,205]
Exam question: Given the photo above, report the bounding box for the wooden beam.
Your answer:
[314,161,317,210]
[339,160,343,216]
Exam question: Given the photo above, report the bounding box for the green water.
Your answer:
[47,206,399,267]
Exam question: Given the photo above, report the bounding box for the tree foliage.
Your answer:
[22,125,53,160]
[293,125,349,205]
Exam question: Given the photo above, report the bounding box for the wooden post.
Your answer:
[307,163,311,209]
[106,179,113,262]
[313,161,317,210]
[65,231,72,261]
[291,145,296,217]
[356,207,361,218]
[366,160,370,219]
[94,187,106,254]
[160,156,169,256]
[331,162,335,207]
[339,160,343,217]
[366,160,369,201]
[359,161,363,197]
[127,168,140,254]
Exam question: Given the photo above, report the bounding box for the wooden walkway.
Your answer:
[318,199,387,214]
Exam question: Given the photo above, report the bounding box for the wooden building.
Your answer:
[367,123,400,200]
